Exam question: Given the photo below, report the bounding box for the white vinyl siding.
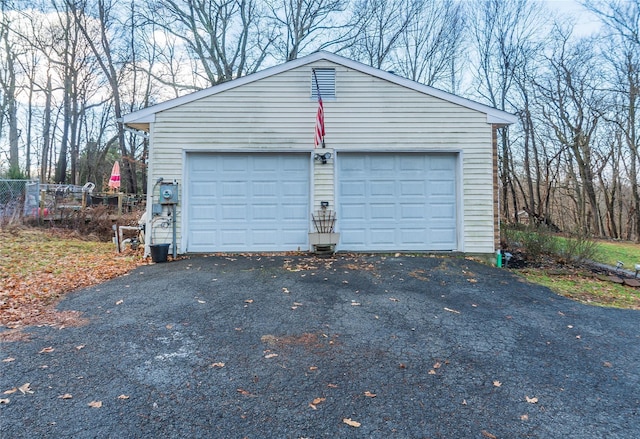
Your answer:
[149,61,495,253]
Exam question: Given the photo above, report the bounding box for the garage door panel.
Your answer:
[338,153,457,251]
[371,204,395,219]
[400,181,425,196]
[431,203,456,220]
[187,153,309,252]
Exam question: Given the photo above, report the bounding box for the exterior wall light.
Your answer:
[314,152,332,164]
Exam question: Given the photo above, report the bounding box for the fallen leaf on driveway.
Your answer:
[520,414,529,421]
[237,388,252,396]
[115,299,124,305]
[525,396,538,404]
[39,347,54,354]
[88,400,102,408]
[117,394,130,400]
[312,397,325,405]
[444,307,460,314]
[603,362,612,367]
[210,362,225,368]
[351,301,361,306]
[364,391,376,398]
[197,300,206,304]
[433,361,441,369]
[343,418,361,428]
[264,353,278,359]
[282,288,290,294]
[0,398,9,404]
[428,369,436,375]
[2,357,15,362]
[58,394,73,399]
[75,345,85,350]
[389,297,399,302]
[244,299,254,304]
[327,383,338,388]
[3,388,17,394]
[493,381,502,387]
[18,383,33,394]
[481,430,497,439]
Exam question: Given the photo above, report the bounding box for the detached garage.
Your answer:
[122,51,516,256]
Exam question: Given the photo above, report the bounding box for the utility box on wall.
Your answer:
[159,183,179,204]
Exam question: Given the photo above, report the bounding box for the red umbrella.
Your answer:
[108,161,121,191]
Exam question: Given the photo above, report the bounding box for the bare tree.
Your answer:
[391,0,466,91]
[537,31,605,235]
[266,0,347,61]
[0,1,21,176]
[471,0,545,223]
[147,0,273,86]
[343,0,421,69]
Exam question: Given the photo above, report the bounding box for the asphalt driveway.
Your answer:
[1,254,639,438]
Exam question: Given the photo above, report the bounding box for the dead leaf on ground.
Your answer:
[3,388,17,395]
[2,357,15,362]
[520,414,529,421]
[18,383,33,394]
[433,361,442,369]
[282,288,290,294]
[88,400,102,408]
[58,393,73,399]
[117,394,130,400]
[389,297,399,302]
[493,380,502,387]
[327,383,338,388]
[115,299,124,305]
[351,301,361,306]
[312,397,326,405]
[525,396,538,404]
[428,369,436,375]
[343,418,361,428]
[603,361,612,367]
[75,345,85,350]
[0,398,9,404]
[244,299,254,304]
[197,300,206,304]
[481,430,497,439]
[264,353,278,359]
[237,388,252,396]
[39,346,54,354]
[444,307,460,314]
[364,391,377,398]
[210,362,225,368]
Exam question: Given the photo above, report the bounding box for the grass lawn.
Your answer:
[0,227,144,332]
[520,268,640,309]
[513,235,640,310]
[595,240,640,270]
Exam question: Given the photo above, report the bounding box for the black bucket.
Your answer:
[150,243,170,263]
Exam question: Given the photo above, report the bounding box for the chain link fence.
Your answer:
[0,179,40,222]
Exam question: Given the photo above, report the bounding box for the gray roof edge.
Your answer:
[122,51,516,126]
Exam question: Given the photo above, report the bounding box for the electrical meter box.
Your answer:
[159,183,179,204]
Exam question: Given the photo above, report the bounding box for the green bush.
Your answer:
[502,224,600,265]
[502,224,559,260]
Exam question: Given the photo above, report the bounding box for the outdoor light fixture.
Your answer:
[314,152,332,164]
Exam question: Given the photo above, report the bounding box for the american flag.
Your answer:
[313,71,325,148]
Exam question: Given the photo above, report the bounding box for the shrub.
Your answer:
[502,224,559,261]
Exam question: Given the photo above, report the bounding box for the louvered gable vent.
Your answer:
[311,68,335,99]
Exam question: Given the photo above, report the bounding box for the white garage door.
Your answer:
[186,153,309,252]
[337,153,457,251]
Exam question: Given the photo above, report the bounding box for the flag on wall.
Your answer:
[313,70,325,148]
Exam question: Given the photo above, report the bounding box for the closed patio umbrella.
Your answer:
[108,161,121,191]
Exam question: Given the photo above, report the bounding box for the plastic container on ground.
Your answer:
[150,243,170,263]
